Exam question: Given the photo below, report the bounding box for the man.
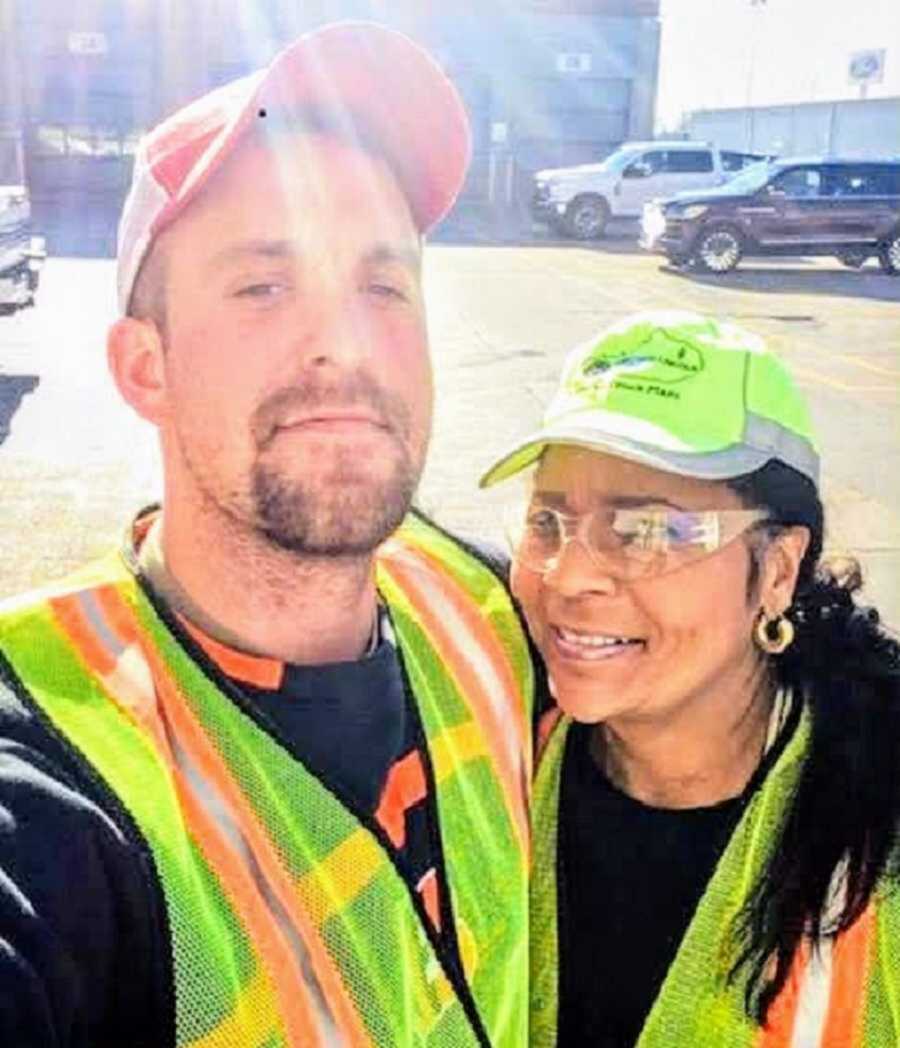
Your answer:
[0,23,532,1047]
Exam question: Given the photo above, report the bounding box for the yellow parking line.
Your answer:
[791,365,858,393]
[834,354,900,380]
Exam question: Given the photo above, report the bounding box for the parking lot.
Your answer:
[1,234,898,625]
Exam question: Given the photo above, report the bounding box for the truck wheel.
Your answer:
[692,225,743,274]
[563,195,609,240]
[836,250,868,269]
[878,232,900,275]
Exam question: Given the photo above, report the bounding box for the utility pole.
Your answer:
[745,0,768,151]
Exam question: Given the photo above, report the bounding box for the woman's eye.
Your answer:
[526,509,560,536]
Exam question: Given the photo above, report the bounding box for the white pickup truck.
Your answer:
[531,141,766,239]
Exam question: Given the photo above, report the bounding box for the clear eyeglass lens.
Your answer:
[514,507,767,577]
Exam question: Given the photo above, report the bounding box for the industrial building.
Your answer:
[0,0,660,254]
[685,97,900,160]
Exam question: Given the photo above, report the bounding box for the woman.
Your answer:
[481,312,900,1047]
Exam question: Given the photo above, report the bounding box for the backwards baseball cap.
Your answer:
[117,21,471,314]
[480,311,820,489]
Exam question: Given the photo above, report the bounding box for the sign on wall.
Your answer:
[67,31,109,56]
[556,52,592,74]
[848,50,885,85]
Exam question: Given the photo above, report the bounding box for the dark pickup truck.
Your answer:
[641,157,900,275]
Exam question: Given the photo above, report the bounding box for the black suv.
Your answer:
[641,157,900,275]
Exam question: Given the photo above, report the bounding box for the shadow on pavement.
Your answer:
[658,264,900,304]
[0,376,39,446]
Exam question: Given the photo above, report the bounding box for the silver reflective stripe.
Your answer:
[743,413,820,486]
[397,552,527,822]
[790,940,834,1048]
[77,590,127,658]
[162,714,346,1047]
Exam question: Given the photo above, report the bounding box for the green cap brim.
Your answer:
[478,425,780,489]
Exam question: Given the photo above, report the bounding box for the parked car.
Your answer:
[531,141,766,239]
[641,156,900,275]
[0,129,46,314]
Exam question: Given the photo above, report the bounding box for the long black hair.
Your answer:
[726,461,900,1022]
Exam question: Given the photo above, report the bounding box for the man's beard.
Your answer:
[252,440,419,557]
[246,370,424,557]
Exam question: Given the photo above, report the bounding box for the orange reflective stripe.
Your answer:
[49,592,309,1041]
[50,593,118,676]
[166,754,321,1046]
[58,584,372,1048]
[820,905,875,1044]
[417,867,441,932]
[180,618,284,691]
[757,904,875,1048]
[375,749,426,849]
[757,944,811,1047]
[380,540,529,856]
[142,639,372,1048]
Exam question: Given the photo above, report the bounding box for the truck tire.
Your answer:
[692,224,744,274]
[878,231,900,276]
[836,250,869,269]
[563,195,610,240]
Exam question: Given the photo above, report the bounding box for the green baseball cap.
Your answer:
[479,311,820,489]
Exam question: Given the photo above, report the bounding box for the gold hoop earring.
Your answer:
[754,612,795,655]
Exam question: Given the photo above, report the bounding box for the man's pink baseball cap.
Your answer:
[116,21,472,314]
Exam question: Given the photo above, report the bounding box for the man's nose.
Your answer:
[300,280,373,371]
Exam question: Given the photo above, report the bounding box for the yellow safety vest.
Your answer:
[0,512,533,1047]
[532,708,900,1047]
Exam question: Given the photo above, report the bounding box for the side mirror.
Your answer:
[624,161,652,180]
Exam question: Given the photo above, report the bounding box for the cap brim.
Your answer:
[160,22,471,239]
[479,424,774,489]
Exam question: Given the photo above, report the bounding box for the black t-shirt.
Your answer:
[556,713,796,1048]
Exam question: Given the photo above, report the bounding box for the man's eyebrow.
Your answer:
[207,239,295,271]
[206,239,421,273]
[364,242,422,273]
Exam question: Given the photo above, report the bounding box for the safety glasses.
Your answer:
[507,502,771,580]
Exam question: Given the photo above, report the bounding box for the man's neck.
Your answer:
[140,505,379,666]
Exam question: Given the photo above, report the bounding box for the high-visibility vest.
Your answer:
[531,708,900,1048]
[0,512,533,1047]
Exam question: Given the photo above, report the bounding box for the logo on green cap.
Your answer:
[572,328,706,397]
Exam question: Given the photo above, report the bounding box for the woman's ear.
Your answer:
[759,526,811,615]
[107,317,168,426]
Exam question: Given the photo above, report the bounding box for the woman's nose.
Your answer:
[543,534,620,597]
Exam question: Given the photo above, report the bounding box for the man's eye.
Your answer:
[234,283,287,299]
[367,282,408,301]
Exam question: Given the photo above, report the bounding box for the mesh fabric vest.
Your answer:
[0,513,532,1047]
[531,710,900,1047]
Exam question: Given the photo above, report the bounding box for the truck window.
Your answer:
[771,167,822,198]
[0,137,24,185]
[639,150,667,174]
[666,150,714,173]
[873,166,900,195]
[826,166,880,197]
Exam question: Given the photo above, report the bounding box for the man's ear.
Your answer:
[759,526,811,616]
[107,317,168,426]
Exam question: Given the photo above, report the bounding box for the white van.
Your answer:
[531,141,763,239]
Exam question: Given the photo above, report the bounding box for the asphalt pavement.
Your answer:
[1,236,898,626]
